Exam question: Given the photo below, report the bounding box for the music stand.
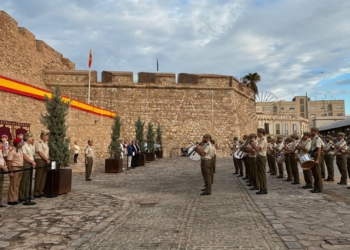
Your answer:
[45,161,57,198]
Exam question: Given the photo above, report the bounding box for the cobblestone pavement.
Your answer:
[1,157,350,249]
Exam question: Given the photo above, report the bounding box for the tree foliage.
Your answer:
[108,115,122,159]
[135,117,145,152]
[40,85,71,168]
[242,72,261,95]
[146,122,156,153]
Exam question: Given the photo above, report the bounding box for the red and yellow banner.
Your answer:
[0,74,116,118]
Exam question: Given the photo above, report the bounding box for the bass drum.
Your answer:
[275,152,285,164]
[187,145,201,161]
[300,154,315,170]
[234,150,247,160]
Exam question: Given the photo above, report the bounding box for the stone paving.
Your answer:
[0,157,350,249]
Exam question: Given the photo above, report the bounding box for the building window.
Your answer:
[263,107,270,111]
[264,123,270,134]
[281,107,284,110]
[310,106,316,110]
[284,124,289,135]
[337,105,343,109]
[276,124,280,134]
[310,114,316,119]
[337,113,343,116]
[289,106,295,110]
[293,124,297,134]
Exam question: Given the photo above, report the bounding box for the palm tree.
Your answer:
[242,72,261,95]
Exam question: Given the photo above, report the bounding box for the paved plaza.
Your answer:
[1,157,350,249]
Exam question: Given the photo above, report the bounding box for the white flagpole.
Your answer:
[88,68,91,104]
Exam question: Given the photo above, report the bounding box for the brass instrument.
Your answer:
[333,141,347,155]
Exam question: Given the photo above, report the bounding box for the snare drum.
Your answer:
[187,145,201,161]
[300,154,315,170]
[275,152,285,164]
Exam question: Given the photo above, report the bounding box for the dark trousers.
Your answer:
[237,159,243,175]
[210,155,216,183]
[311,156,323,191]
[74,154,79,164]
[269,154,277,174]
[320,153,326,178]
[290,153,300,183]
[233,156,238,173]
[34,159,47,196]
[85,157,93,179]
[131,155,136,167]
[249,157,257,187]
[324,154,334,179]
[0,173,4,204]
[277,162,284,177]
[347,157,350,179]
[284,154,293,181]
[201,159,212,194]
[243,157,250,179]
[336,154,347,183]
[257,155,267,191]
[19,161,32,200]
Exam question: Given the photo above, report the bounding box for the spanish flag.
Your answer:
[88,48,92,68]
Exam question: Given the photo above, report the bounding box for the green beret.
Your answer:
[233,136,238,140]
[267,136,271,139]
[257,128,265,133]
[284,137,291,142]
[277,136,283,139]
[303,132,311,136]
[239,140,244,144]
[203,134,211,138]
[211,139,216,144]
[310,127,319,132]
[249,133,257,138]
[290,134,298,139]
[270,138,276,142]
[326,135,333,140]
[338,132,345,136]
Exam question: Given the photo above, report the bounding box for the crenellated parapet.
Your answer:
[102,71,133,84]
[138,72,176,85]
[44,70,97,85]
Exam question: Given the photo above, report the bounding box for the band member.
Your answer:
[266,136,272,173]
[269,138,277,175]
[245,133,257,189]
[298,132,312,189]
[251,128,268,195]
[85,140,94,181]
[283,137,293,182]
[242,134,250,180]
[323,135,335,181]
[231,136,239,175]
[309,127,324,193]
[34,132,50,198]
[7,138,23,205]
[274,136,284,178]
[289,134,300,185]
[334,132,347,185]
[195,134,213,195]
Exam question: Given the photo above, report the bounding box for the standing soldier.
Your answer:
[319,135,326,179]
[309,127,324,193]
[0,140,8,207]
[195,134,213,196]
[85,140,94,181]
[334,132,347,185]
[283,137,293,182]
[242,134,250,181]
[246,134,257,190]
[266,136,272,173]
[19,133,36,202]
[269,138,277,175]
[323,135,335,181]
[298,132,313,189]
[274,136,284,179]
[289,135,300,185]
[251,128,268,195]
[34,132,50,198]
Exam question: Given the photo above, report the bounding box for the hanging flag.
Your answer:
[157,57,159,72]
[88,48,92,68]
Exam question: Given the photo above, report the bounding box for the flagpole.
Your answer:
[88,68,91,104]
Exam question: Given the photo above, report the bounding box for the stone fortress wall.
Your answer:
[0,10,257,161]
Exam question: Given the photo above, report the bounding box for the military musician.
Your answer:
[334,132,347,185]
[323,135,335,181]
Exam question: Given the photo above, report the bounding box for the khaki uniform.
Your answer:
[275,142,284,177]
[310,136,323,191]
[246,142,257,188]
[267,142,277,175]
[300,139,312,187]
[34,140,49,196]
[289,140,300,184]
[19,143,35,200]
[85,145,94,180]
[335,139,347,184]
[256,137,268,192]
[0,149,6,204]
[201,142,213,194]
[284,143,293,181]
[324,141,335,180]
[7,149,24,202]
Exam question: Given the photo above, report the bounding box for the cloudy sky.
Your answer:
[1,0,350,114]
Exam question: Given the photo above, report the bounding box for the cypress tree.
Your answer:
[156,123,163,149]
[108,115,122,159]
[40,85,70,168]
[135,117,145,152]
[146,122,156,153]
